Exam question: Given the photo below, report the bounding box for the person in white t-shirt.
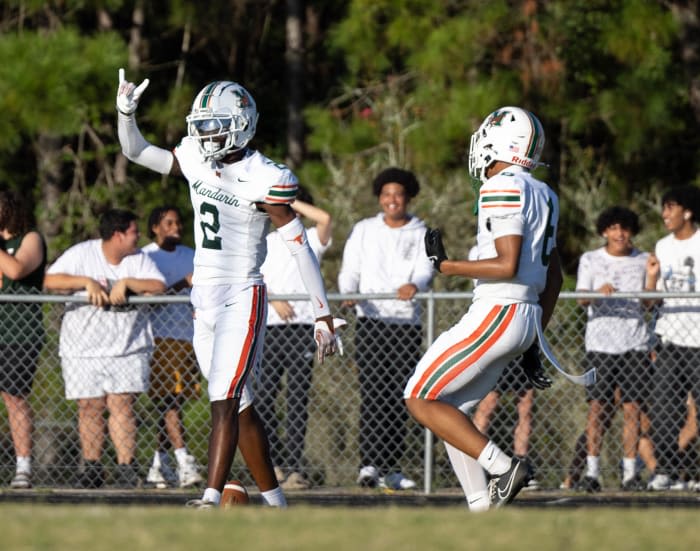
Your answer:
[338,167,434,491]
[116,71,340,508]
[645,185,700,490]
[44,209,167,489]
[142,205,203,489]
[257,187,332,490]
[574,206,652,493]
[405,107,563,511]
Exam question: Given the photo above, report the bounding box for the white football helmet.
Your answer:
[468,106,545,184]
[186,81,259,161]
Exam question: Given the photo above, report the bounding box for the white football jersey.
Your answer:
[472,165,559,304]
[174,138,298,285]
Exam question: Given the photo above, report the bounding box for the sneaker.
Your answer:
[113,463,141,489]
[281,471,311,490]
[10,471,32,489]
[178,454,204,488]
[379,472,417,490]
[621,474,644,491]
[488,457,531,508]
[185,498,216,509]
[77,461,105,489]
[647,473,671,491]
[357,465,379,488]
[146,465,169,489]
[580,476,602,493]
[669,478,688,491]
[274,466,287,484]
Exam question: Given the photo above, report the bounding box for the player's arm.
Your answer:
[426,228,522,280]
[116,68,183,177]
[258,202,338,362]
[539,247,563,329]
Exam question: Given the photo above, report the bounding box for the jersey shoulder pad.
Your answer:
[479,174,524,211]
[248,152,298,205]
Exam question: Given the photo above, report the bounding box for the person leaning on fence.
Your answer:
[644,185,700,491]
[256,186,333,491]
[0,189,47,490]
[404,107,562,512]
[142,205,203,489]
[44,209,166,489]
[116,71,340,509]
[573,206,653,492]
[338,167,434,491]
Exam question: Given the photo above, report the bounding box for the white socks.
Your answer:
[16,456,31,475]
[622,457,637,482]
[202,487,221,505]
[586,455,600,479]
[261,487,288,508]
[174,447,189,467]
[477,441,511,476]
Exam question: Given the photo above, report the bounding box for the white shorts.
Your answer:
[404,300,538,414]
[192,283,266,406]
[62,353,151,400]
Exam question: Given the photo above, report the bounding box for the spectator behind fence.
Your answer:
[574,206,652,492]
[0,190,47,490]
[117,71,340,509]
[142,206,203,489]
[405,107,562,511]
[338,167,434,491]
[44,209,166,489]
[257,187,332,490]
[645,185,700,490]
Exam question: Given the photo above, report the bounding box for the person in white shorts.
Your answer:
[44,209,166,489]
[142,205,203,489]
[404,107,563,511]
[116,70,340,508]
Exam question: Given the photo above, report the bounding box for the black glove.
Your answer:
[520,341,552,390]
[425,227,448,272]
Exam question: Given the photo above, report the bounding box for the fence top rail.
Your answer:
[2,291,699,304]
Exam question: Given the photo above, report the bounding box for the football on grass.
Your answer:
[220,480,249,508]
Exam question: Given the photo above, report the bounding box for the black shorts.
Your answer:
[0,343,42,396]
[584,350,652,404]
[493,356,533,394]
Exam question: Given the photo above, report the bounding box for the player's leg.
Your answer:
[444,441,489,512]
[405,302,536,507]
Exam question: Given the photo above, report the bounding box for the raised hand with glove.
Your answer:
[116,68,150,115]
[314,316,347,363]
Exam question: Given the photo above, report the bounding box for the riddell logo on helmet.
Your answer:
[511,155,535,168]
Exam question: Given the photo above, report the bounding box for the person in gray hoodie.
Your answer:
[338,167,434,490]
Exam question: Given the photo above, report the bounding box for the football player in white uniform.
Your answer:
[116,70,340,508]
[404,107,563,511]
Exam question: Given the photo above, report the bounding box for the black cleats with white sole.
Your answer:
[488,457,531,508]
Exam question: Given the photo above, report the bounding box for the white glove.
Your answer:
[116,68,150,115]
[314,317,347,363]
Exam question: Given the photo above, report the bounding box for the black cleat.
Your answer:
[488,457,531,508]
[580,476,602,493]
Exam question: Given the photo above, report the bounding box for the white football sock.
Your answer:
[444,442,489,512]
[477,441,511,476]
[586,455,600,479]
[261,487,288,508]
[202,488,221,505]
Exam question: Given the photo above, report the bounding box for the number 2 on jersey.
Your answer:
[200,202,222,250]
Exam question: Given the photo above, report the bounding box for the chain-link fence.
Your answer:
[0,292,698,491]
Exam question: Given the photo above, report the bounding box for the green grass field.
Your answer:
[1,504,698,550]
